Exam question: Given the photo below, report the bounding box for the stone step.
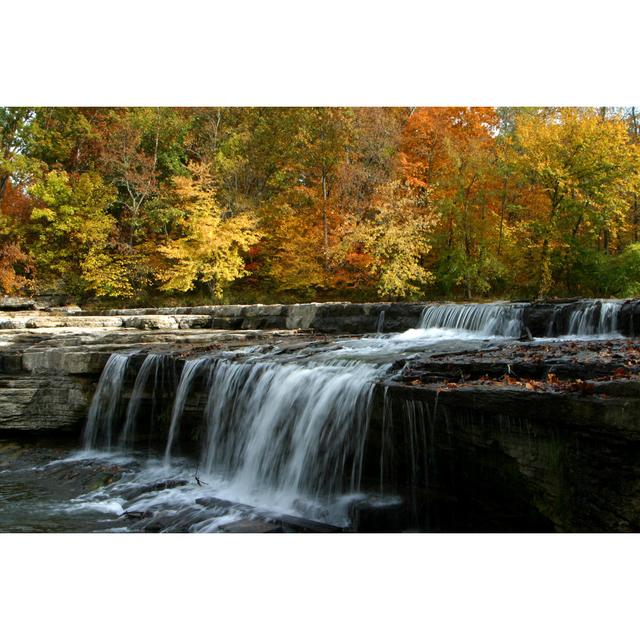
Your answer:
[0,314,214,330]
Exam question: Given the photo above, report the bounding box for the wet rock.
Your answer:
[0,297,36,311]
[195,496,343,532]
[372,375,640,532]
[522,302,561,336]
[349,497,409,533]
[122,510,154,520]
[273,514,344,533]
[619,300,640,337]
[195,496,241,510]
[120,479,189,501]
[219,519,284,533]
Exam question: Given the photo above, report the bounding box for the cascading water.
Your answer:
[199,359,382,511]
[83,352,133,450]
[118,353,176,451]
[163,356,210,464]
[77,302,528,527]
[565,300,622,336]
[72,298,635,530]
[417,302,525,337]
[376,310,386,334]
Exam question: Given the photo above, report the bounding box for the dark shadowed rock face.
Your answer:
[522,302,559,336]
[369,384,640,532]
[619,300,640,337]
[368,340,640,532]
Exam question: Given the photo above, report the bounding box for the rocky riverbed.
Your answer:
[2,298,640,532]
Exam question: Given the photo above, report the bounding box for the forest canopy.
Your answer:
[1,107,639,305]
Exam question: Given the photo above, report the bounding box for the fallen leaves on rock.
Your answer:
[401,338,640,395]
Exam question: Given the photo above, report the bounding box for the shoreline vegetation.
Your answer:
[2,107,640,308]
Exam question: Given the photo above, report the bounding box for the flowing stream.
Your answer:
[1,300,627,532]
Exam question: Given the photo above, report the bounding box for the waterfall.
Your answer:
[546,300,623,336]
[418,303,525,337]
[163,357,210,464]
[566,300,622,336]
[379,393,431,494]
[118,353,176,451]
[83,352,132,450]
[376,310,386,334]
[200,359,382,505]
[414,299,623,338]
[71,296,635,530]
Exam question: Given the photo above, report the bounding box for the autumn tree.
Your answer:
[398,107,505,298]
[1,108,32,197]
[1,109,38,294]
[232,108,356,296]
[509,108,640,296]
[27,169,133,297]
[295,108,353,271]
[0,180,34,295]
[2,106,639,304]
[359,179,438,298]
[0,243,32,295]
[329,108,406,292]
[98,109,161,247]
[155,162,260,298]
[23,107,103,173]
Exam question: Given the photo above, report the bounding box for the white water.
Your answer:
[199,359,382,512]
[417,302,525,337]
[83,352,133,450]
[119,354,159,450]
[163,357,209,464]
[566,300,622,336]
[376,310,386,334]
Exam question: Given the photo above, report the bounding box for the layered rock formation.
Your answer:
[3,299,640,531]
[374,340,640,532]
[0,322,307,431]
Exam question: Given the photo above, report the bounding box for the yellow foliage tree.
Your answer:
[360,180,439,298]
[156,163,260,298]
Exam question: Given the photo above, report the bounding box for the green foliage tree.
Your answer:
[27,169,133,297]
[510,108,640,297]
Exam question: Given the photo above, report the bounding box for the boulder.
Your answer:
[0,297,36,311]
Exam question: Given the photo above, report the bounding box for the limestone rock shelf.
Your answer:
[0,324,308,431]
[5,297,640,335]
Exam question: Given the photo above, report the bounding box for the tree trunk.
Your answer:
[321,168,329,270]
[538,238,551,299]
[0,174,8,201]
[497,177,508,256]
